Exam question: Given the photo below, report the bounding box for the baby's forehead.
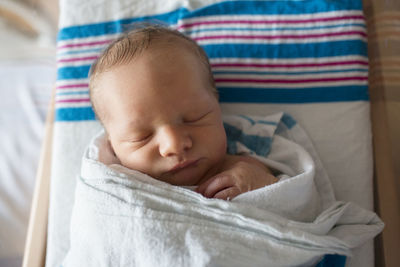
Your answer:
[91,32,217,121]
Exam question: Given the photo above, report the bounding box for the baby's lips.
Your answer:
[168,159,199,173]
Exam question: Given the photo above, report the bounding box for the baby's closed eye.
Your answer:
[132,134,152,142]
[126,133,153,145]
[183,110,213,124]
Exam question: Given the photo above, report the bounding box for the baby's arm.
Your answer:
[196,154,278,200]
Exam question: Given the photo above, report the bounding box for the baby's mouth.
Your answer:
[166,159,200,174]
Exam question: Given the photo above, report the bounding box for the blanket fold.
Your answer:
[63,113,383,267]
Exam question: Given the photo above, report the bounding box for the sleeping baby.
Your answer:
[88,25,278,200]
[63,24,384,267]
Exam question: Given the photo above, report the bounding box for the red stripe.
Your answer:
[57,83,89,89]
[177,15,365,29]
[211,60,368,68]
[214,77,367,83]
[194,31,366,41]
[56,98,90,103]
[58,39,112,49]
[58,56,98,63]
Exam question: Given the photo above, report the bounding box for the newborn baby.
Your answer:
[88,25,278,200]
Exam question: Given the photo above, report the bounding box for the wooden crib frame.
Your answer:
[21,0,400,266]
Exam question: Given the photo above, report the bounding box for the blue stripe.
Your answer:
[224,122,272,156]
[203,41,367,59]
[56,107,96,121]
[58,65,91,80]
[218,86,369,103]
[238,115,278,126]
[316,254,346,267]
[239,115,256,124]
[57,0,363,41]
[281,113,297,129]
[257,120,279,126]
[57,91,88,96]
[57,48,102,56]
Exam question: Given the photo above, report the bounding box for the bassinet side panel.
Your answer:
[364,0,400,266]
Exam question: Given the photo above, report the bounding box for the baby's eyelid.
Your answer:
[131,133,152,143]
[184,111,212,123]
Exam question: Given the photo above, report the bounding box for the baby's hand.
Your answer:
[196,155,278,200]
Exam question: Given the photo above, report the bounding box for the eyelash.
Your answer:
[184,111,210,123]
[132,134,152,143]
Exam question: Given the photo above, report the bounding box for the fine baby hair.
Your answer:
[88,24,218,123]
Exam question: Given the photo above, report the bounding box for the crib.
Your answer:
[20,0,400,266]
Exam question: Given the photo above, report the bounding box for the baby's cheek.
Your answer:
[213,128,228,159]
[218,126,228,152]
[219,137,227,156]
[120,150,155,174]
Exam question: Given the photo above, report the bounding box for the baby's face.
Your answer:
[97,46,227,186]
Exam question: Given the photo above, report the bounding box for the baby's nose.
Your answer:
[158,125,192,157]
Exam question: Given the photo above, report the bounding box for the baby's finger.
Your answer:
[195,176,214,196]
[198,175,234,198]
[196,172,228,195]
[213,186,241,200]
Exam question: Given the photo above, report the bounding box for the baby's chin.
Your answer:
[157,163,209,186]
[157,171,204,187]
[158,162,226,187]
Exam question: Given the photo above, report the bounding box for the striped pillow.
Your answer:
[55,0,367,121]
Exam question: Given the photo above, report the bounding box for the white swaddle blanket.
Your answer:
[62,113,383,267]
